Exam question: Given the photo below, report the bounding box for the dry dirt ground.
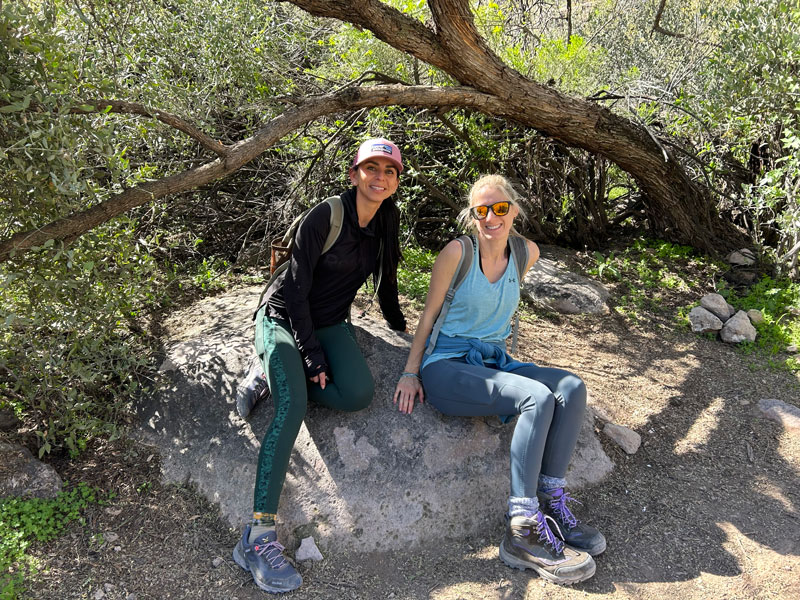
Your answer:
[22,253,800,600]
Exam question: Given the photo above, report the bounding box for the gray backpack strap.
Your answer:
[256,196,343,310]
[508,235,528,282]
[425,235,474,357]
[507,235,529,355]
[321,195,343,254]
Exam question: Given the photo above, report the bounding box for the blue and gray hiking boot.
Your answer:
[232,525,302,594]
[236,357,270,419]
[499,511,595,585]
[538,488,606,556]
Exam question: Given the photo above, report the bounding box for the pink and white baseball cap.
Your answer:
[352,138,403,173]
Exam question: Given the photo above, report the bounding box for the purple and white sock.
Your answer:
[538,473,567,493]
[508,495,539,518]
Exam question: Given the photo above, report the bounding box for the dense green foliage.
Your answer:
[3,0,800,459]
[398,246,437,304]
[1,483,107,598]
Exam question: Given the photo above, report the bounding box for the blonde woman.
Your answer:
[393,174,604,585]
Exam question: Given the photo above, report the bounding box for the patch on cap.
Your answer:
[371,143,394,156]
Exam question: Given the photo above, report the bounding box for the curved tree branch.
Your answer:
[69,100,229,156]
[0,85,506,261]
[280,0,747,252]
[281,0,447,67]
[652,0,685,38]
[3,99,229,157]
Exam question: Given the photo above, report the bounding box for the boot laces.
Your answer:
[254,540,288,569]
[550,490,580,529]
[536,512,565,554]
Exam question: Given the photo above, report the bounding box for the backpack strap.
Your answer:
[507,234,529,354]
[508,235,529,282]
[256,196,343,310]
[424,235,474,357]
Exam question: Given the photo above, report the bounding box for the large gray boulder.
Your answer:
[135,286,613,552]
[522,257,610,315]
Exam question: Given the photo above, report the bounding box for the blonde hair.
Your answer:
[457,174,528,234]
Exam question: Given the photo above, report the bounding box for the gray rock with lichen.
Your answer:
[720,310,757,343]
[136,286,613,552]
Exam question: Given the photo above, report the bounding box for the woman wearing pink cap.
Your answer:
[232,138,407,594]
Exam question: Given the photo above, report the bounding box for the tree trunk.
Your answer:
[1,0,749,260]
[284,0,747,253]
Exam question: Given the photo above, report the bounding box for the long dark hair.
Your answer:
[374,194,401,283]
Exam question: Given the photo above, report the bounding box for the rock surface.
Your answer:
[688,306,723,333]
[522,257,610,315]
[721,310,758,343]
[700,293,734,321]
[0,443,63,499]
[136,286,614,552]
[296,536,324,562]
[726,249,757,266]
[602,423,642,454]
[759,398,800,432]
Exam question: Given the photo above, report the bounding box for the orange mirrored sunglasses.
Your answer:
[470,201,510,220]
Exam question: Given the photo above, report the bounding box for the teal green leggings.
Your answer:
[253,307,374,513]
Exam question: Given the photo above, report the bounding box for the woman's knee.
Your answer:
[518,387,555,417]
[341,376,375,412]
[558,374,587,411]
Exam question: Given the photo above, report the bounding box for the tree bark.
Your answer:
[283,0,747,253]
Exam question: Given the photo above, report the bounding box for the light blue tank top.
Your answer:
[422,239,520,368]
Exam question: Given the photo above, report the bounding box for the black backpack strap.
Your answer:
[424,235,474,357]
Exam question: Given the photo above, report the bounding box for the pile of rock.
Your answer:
[688,292,762,343]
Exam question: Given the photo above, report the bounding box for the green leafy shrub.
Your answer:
[398,246,436,303]
[719,276,800,370]
[0,226,168,457]
[588,238,718,317]
[0,483,107,598]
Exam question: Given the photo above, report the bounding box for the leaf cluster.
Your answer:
[0,483,107,599]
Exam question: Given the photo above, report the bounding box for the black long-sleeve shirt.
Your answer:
[265,187,406,376]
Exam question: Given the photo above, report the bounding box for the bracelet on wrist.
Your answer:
[399,371,421,381]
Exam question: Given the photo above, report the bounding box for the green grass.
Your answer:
[1,483,110,599]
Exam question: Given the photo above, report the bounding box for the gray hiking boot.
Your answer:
[499,511,595,585]
[232,525,302,593]
[538,488,606,556]
[236,357,270,418]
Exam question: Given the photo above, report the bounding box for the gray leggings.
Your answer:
[421,358,586,498]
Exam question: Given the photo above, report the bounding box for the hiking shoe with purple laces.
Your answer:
[233,525,302,593]
[499,511,595,585]
[538,488,606,556]
[236,358,270,419]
